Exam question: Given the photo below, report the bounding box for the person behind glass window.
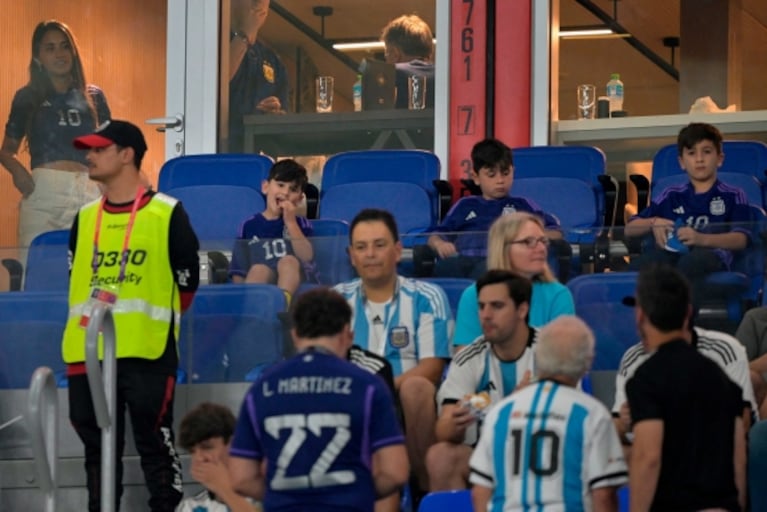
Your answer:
[381,14,435,109]
[0,19,110,247]
[228,0,288,152]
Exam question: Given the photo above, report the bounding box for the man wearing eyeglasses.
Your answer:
[426,270,538,491]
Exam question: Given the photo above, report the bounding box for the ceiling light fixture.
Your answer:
[333,38,437,52]
[560,26,630,39]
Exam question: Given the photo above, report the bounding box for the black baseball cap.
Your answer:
[73,120,148,160]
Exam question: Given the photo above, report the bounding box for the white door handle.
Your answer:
[146,114,184,133]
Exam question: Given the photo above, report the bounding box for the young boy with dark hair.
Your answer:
[625,122,751,307]
[176,402,261,512]
[229,159,315,299]
[427,138,561,278]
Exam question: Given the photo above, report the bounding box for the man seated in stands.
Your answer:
[427,138,561,279]
[427,270,537,491]
[381,14,435,109]
[470,316,627,512]
[177,402,260,512]
[625,122,751,312]
[334,208,453,500]
[229,159,315,301]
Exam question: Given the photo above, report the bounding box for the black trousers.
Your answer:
[68,369,182,512]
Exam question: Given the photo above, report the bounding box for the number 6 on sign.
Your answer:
[264,413,355,490]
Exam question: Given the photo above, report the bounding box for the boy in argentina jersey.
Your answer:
[229,288,408,512]
[470,317,627,512]
[626,123,751,310]
[229,159,317,298]
[427,270,537,491]
[427,138,561,279]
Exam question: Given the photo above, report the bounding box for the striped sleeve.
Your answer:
[415,281,454,359]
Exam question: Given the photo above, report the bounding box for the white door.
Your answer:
[152,0,219,160]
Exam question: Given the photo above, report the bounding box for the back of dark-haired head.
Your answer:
[292,288,352,339]
[476,269,532,308]
[635,263,690,332]
[471,138,514,173]
[178,402,236,450]
[677,122,723,156]
[381,14,434,59]
[349,208,400,243]
[268,159,308,191]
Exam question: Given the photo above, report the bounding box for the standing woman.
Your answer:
[0,20,110,247]
[452,211,575,347]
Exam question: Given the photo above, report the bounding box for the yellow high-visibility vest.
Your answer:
[62,193,180,363]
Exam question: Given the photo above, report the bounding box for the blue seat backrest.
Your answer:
[423,278,473,317]
[179,284,286,383]
[652,173,763,207]
[512,177,599,242]
[0,291,69,389]
[158,153,273,191]
[310,219,355,285]
[418,490,472,512]
[321,150,441,219]
[167,185,265,243]
[512,145,608,226]
[319,182,435,236]
[25,229,70,292]
[567,272,639,371]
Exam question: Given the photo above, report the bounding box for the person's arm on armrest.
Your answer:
[629,419,663,512]
[427,234,457,259]
[372,444,409,498]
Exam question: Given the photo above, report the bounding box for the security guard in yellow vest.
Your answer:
[64,120,199,512]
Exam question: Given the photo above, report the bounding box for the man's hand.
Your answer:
[256,96,285,114]
[452,399,478,431]
[650,218,674,248]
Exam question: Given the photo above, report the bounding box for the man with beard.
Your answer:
[426,270,536,490]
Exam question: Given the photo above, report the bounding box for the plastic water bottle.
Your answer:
[353,74,363,112]
[606,73,624,114]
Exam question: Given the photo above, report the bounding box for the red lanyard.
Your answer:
[91,187,145,283]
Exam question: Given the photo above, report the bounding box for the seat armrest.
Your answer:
[433,179,454,221]
[305,183,319,219]
[412,244,437,277]
[629,174,650,214]
[207,251,231,284]
[2,258,23,291]
[460,179,481,196]
[597,174,619,233]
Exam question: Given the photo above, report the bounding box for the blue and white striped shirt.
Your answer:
[470,380,627,511]
[334,276,454,376]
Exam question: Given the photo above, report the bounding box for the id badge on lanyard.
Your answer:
[79,187,144,330]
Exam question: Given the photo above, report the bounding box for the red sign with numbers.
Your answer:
[448,0,487,197]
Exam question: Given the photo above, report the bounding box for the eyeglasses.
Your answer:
[506,236,550,249]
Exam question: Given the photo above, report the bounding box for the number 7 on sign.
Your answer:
[457,105,475,135]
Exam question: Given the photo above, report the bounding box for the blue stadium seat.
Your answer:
[567,272,639,371]
[0,291,69,389]
[24,229,70,292]
[512,145,618,236]
[418,489,472,512]
[319,182,435,240]
[310,219,355,285]
[158,153,273,191]
[423,277,472,317]
[321,149,448,221]
[179,284,287,383]
[158,154,273,246]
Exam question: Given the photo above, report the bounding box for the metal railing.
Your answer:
[84,302,117,512]
[27,367,58,512]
